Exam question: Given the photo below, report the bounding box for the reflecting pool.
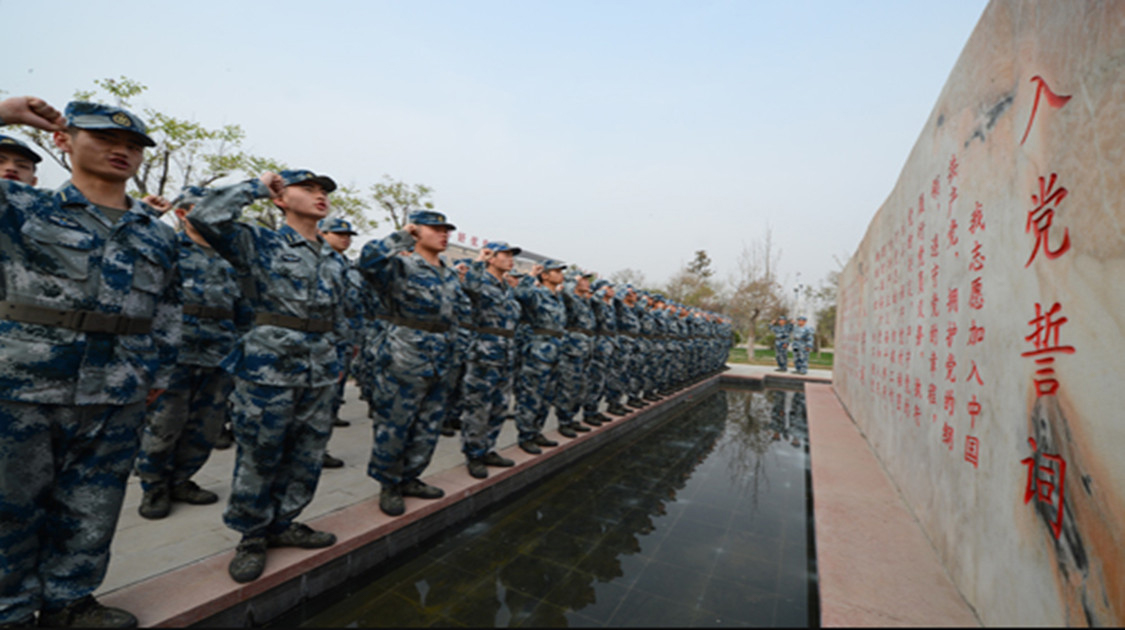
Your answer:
[273,386,817,627]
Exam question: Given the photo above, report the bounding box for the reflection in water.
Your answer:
[275,388,814,628]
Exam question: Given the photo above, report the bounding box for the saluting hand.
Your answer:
[0,96,66,131]
[404,223,419,242]
[142,195,173,213]
[477,247,493,262]
[258,172,285,199]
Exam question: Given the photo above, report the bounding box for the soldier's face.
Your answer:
[576,276,591,293]
[605,286,615,299]
[416,224,450,253]
[322,231,352,253]
[543,269,564,285]
[279,182,329,220]
[0,150,37,185]
[490,250,514,272]
[56,128,144,182]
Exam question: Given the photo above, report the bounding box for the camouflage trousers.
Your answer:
[443,358,467,431]
[514,356,558,442]
[582,344,613,416]
[135,365,231,493]
[367,368,448,487]
[223,380,335,537]
[793,346,810,373]
[459,362,513,460]
[554,352,590,426]
[332,346,355,419]
[774,341,789,369]
[604,341,633,406]
[0,400,144,622]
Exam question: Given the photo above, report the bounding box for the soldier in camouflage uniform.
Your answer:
[0,134,41,185]
[513,260,567,454]
[555,269,597,438]
[135,187,252,520]
[189,169,348,583]
[442,258,475,438]
[791,315,815,375]
[0,98,179,628]
[358,210,463,516]
[581,279,616,425]
[770,315,793,372]
[457,242,522,479]
[317,216,365,470]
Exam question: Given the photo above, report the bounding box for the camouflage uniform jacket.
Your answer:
[513,276,566,364]
[792,324,815,350]
[358,229,460,379]
[188,179,347,388]
[0,180,180,405]
[340,259,367,348]
[460,261,521,367]
[615,298,641,338]
[559,285,595,358]
[770,322,793,344]
[177,232,252,367]
[591,296,618,342]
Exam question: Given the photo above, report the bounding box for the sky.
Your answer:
[2,0,988,309]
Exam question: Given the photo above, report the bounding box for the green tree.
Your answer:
[665,249,719,310]
[370,175,435,229]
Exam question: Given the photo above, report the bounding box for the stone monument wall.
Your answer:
[833,1,1125,625]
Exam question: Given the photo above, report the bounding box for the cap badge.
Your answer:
[111,112,132,127]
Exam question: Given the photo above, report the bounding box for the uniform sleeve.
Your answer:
[357,229,413,293]
[187,179,272,274]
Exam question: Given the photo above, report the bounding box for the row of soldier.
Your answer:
[0,96,731,628]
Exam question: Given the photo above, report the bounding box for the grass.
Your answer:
[727,346,834,369]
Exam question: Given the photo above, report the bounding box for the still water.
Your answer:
[273,386,816,627]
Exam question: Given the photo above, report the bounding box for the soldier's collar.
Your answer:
[279,223,317,248]
[54,181,150,225]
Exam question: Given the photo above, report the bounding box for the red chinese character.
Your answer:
[913,405,922,426]
[944,390,956,416]
[914,380,922,399]
[964,435,980,468]
[917,245,925,268]
[929,352,938,374]
[948,154,959,183]
[946,321,958,348]
[1020,75,1072,146]
[966,361,984,386]
[942,422,955,449]
[947,288,959,314]
[457,232,466,243]
[1021,302,1076,357]
[945,354,957,383]
[1021,437,1067,539]
[471,236,479,246]
[930,234,939,258]
[930,264,939,290]
[947,218,959,247]
[969,277,984,310]
[1025,173,1071,267]
[931,177,941,200]
[968,320,985,346]
[916,325,923,346]
[917,298,925,319]
[948,186,958,216]
[967,395,981,429]
[931,293,940,317]
[969,201,985,234]
[927,383,937,405]
[929,323,938,345]
[969,241,985,272]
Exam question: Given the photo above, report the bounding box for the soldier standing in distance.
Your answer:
[457,242,522,479]
[0,134,41,185]
[135,187,252,520]
[791,315,815,375]
[0,97,180,628]
[189,169,348,583]
[770,315,793,372]
[358,210,463,517]
[581,279,617,425]
[317,216,365,470]
[513,260,568,454]
[554,269,597,437]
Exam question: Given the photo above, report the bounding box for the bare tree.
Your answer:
[726,228,785,349]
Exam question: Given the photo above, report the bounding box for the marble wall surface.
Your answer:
[833,1,1125,625]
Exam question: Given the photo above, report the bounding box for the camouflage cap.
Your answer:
[0,134,42,164]
[407,209,456,230]
[484,240,522,256]
[797,315,808,321]
[591,279,610,291]
[64,101,156,147]
[318,216,357,234]
[171,185,207,209]
[279,169,337,193]
[539,259,568,273]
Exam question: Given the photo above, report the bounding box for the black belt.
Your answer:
[255,312,334,333]
[0,300,152,335]
[183,304,234,321]
[565,327,593,336]
[594,331,615,336]
[473,325,515,338]
[531,327,564,338]
[377,314,451,334]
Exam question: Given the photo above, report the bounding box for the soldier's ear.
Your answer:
[52,129,74,154]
